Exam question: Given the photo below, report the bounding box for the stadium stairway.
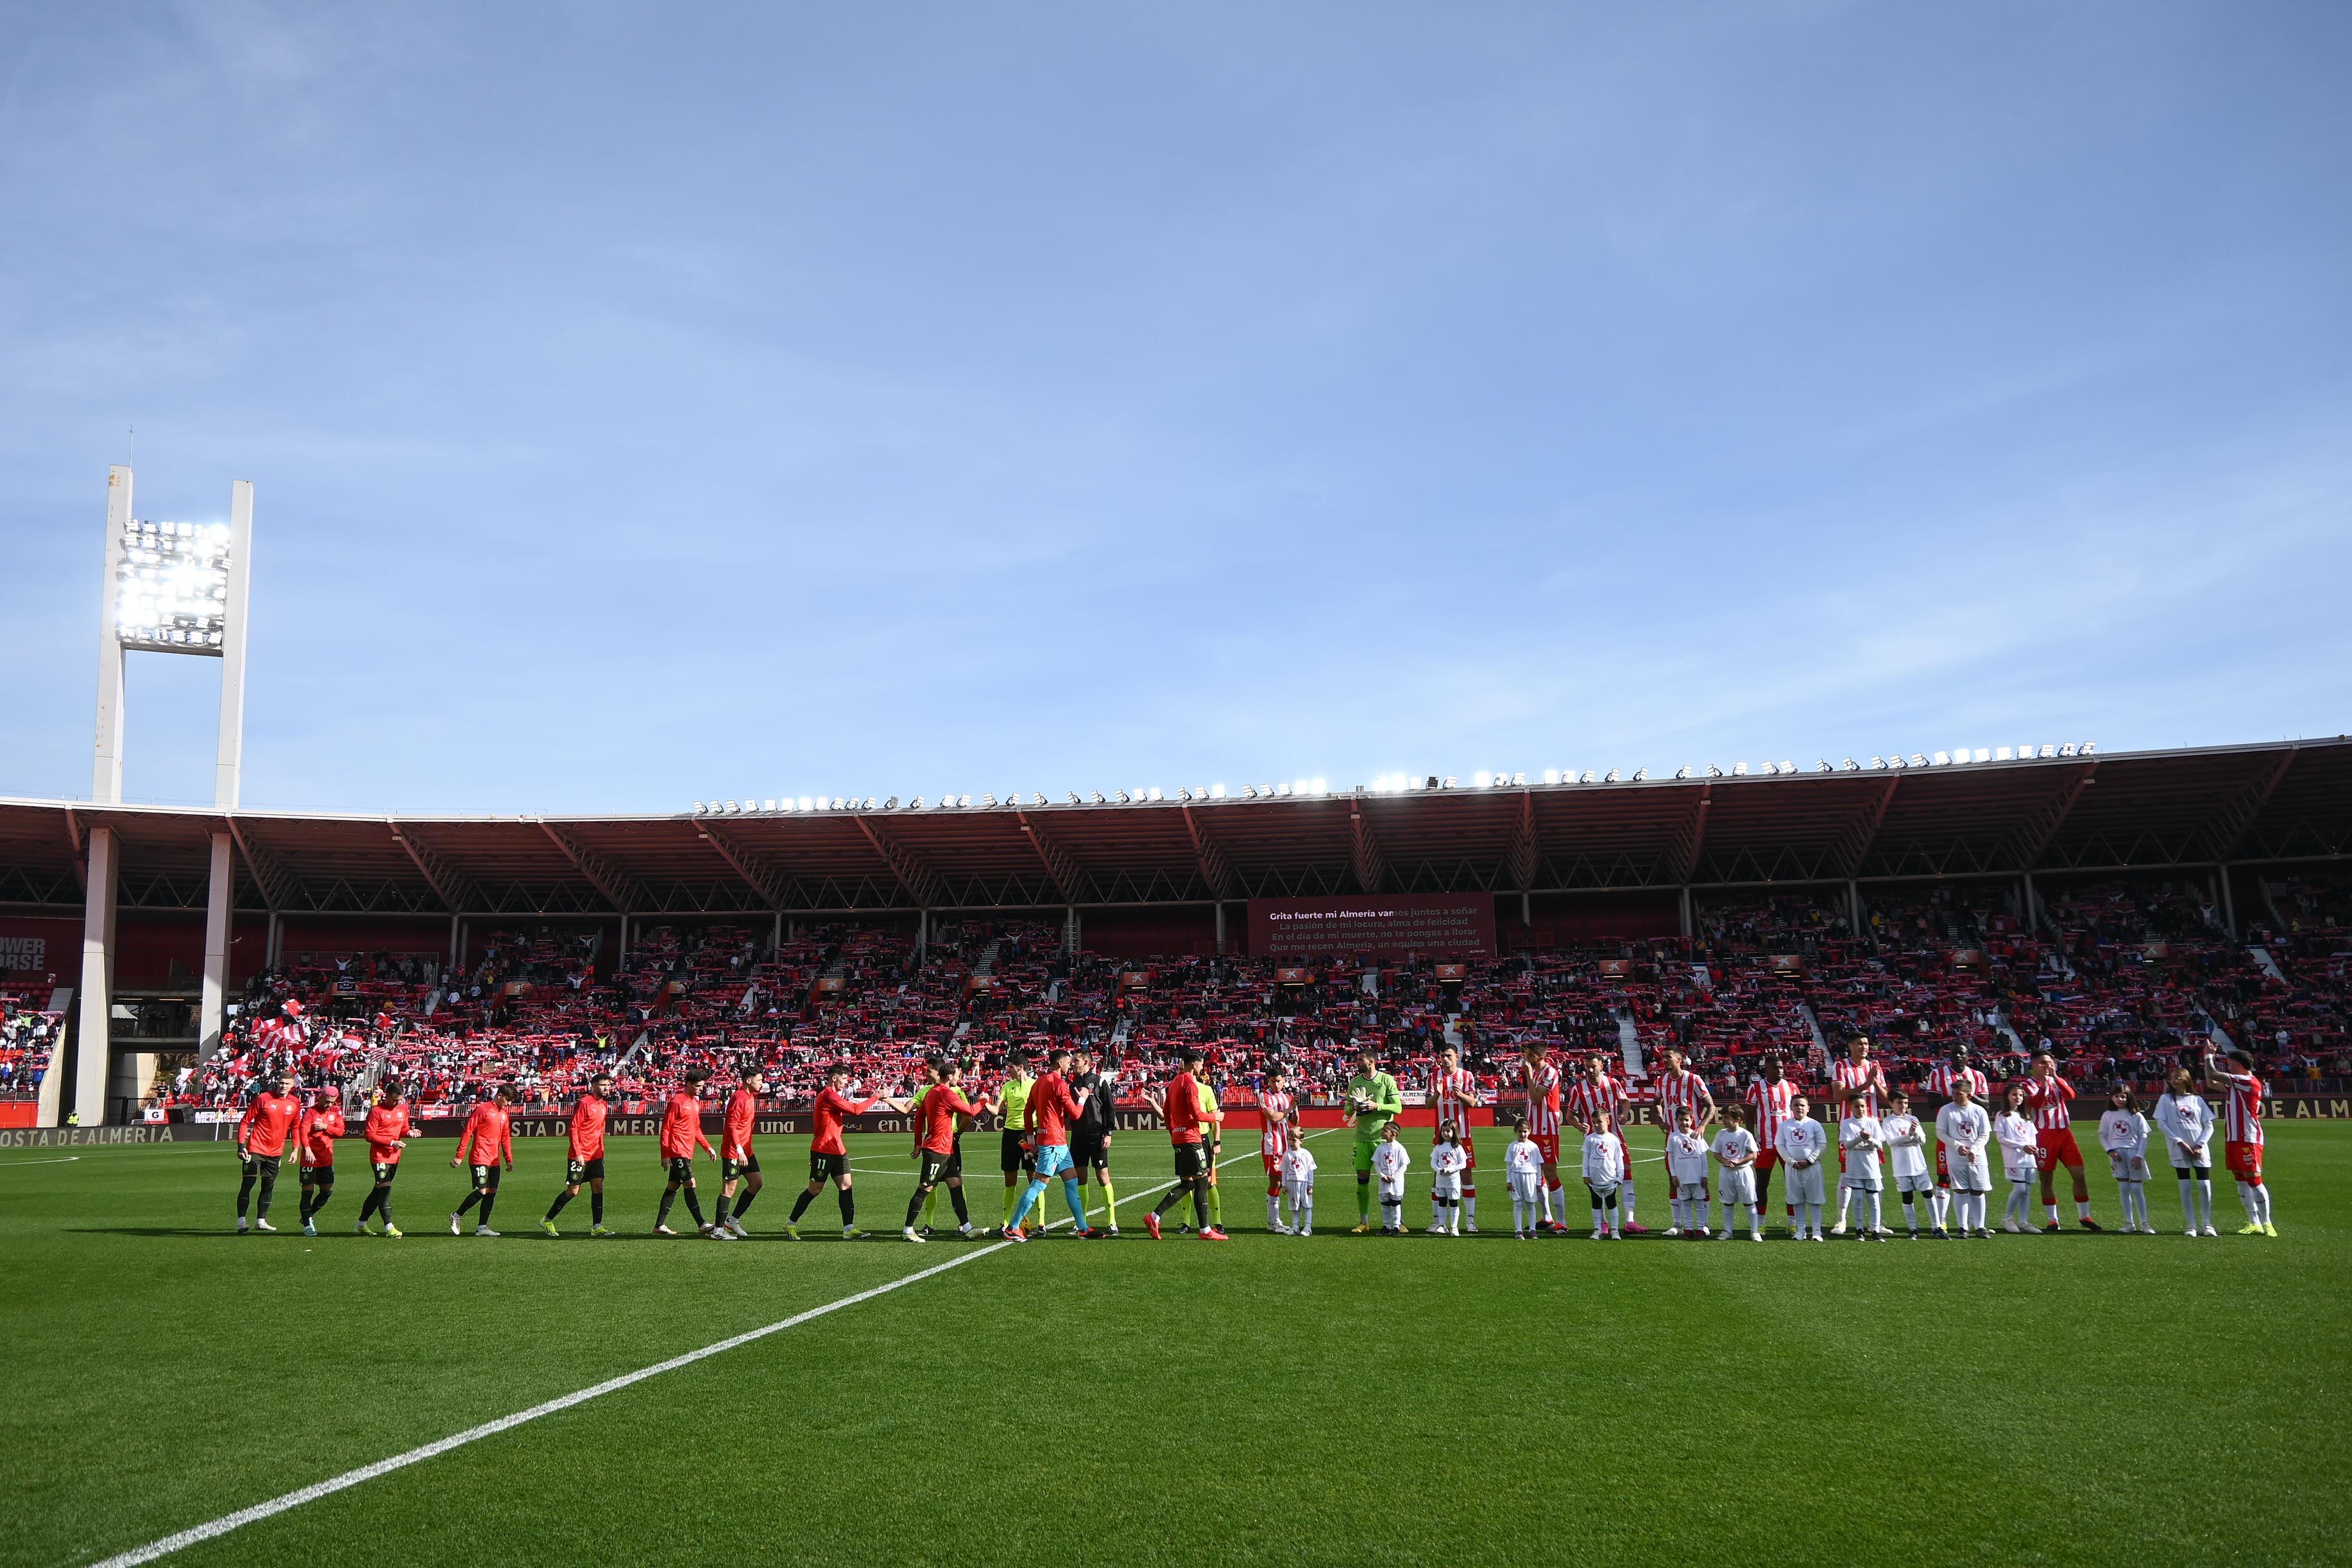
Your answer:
[1617,1013,1645,1080]
[2247,946,2287,984]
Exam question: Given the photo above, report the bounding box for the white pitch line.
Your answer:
[87,1129,1331,1565]
[0,1155,82,1167]
[88,1243,1006,1567]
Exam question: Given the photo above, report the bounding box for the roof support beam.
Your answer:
[854,816,944,907]
[1349,801,1386,894]
[1836,776,1902,878]
[2000,762,2097,871]
[1670,785,1712,883]
[2201,747,2296,863]
[695,821,793,907]
[62,806,87,891]
[1507,790,1541,891]
[1181,805,1238,900]
[388,820,481,914]
[226,816,297,911]
[1016,810,1087,903]
[538,821,648,912]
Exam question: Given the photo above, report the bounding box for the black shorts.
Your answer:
[370,1161,400,1184]
[665,1156,698,1184]
[1173,1143,1209,1181]
[298,1164,334,1186]
[470,1163,502,1193]
[721,1155,760,1181]
[1071,1130,1111,1169]
[918,1148,962,1187]
[1000,1132,1034,1176]
[240,1152,281,1179]
[808,1150,849,1183]
[566,1157,606,1185]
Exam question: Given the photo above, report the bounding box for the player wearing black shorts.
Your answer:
[1070,1046,1121,1235]
[903,1058,985,1241]
[996,1050,1041,1232]
[542,1072,617,1236]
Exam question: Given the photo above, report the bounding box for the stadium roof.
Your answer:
[2,738,2345,917]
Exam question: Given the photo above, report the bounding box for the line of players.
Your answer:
[223,1032,2280,1244]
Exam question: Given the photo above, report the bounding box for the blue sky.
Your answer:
[3,3,2346,815]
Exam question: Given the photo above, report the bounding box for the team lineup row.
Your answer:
[219,1037,2283,1245]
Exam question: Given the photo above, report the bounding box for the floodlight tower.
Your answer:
[64,464,253,1126]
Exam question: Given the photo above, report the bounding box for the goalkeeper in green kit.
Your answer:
[1344,1044,1404,1233]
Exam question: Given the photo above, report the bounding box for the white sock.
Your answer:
[2253,1183,2272,1225]
[2178,1177,2195,1225]
[1836,1189,1853,1227]
[1866,1191,1882,1231]
[1463,1191,1476,1225]
[2196,1179,2212,1227]
[1538,1185,1555,1224]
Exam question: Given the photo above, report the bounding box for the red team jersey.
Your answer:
[1025,1072,1080,1146]
[237,1091,303,1157]
[295,1105,344,1165]
[659,1091,714,1159]
[568,1094,609,1161]
[917,1086,980,1155]
[1830,1057,1888,1118]
[1562,1073,1621,1134]
[2020,1075,2075,1131]
[1259,1090,1296,1166]
[1924,1062,1990,1101]
[721,1086,759,1161]
[364,1101,417,1164]
[1163,1073,1206,1145]
[1654,1068,1712,1127]
[2208,1064,2266,1146]
[1745,1077,1796,1163]
[1518,1061,1563,1137]
[1427,1066,1480,1141]
[457,1102,513,1168]
[808,1087,877,1156]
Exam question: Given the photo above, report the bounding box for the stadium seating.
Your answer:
[155,872,2352,1119]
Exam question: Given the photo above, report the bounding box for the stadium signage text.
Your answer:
[0,935,46,973]
[1249,894,1496,959]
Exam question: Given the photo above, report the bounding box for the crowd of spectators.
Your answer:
[125,868,2352,1118]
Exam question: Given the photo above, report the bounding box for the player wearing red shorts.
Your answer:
[2019,1052,2098,1231]
[1516,1041,1566,1231]
[1744,1054,1799,1233]
[1427,1044,1483,1232]
[1259,1066,1302,1233]
[2203,1047,2275,1235]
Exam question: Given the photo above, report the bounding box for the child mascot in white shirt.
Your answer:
[1879,1089,1938,1238]
[1836,1092,1888,1241]
[2154,1067,2217,1237]
[2099,1085,2154,1234]
[1665,1107,1712,1236]
[1709,1104,1763,1241]
[1282,1141,1318,1237]
[1370,1124,1411,1234]
[1427,1123,1469,1236]
[1503,1122,1546,1240]
[1993,1084,2041,1233]
[1581,1114,1628,1239]
[1775,1094,1830,1241]
[1934,1082,1995,1238]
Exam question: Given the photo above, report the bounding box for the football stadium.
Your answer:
[8,10,2352,1568]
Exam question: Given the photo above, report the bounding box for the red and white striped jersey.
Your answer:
[1830,1057,1886,1118]
[1924,1062,1990,1101]
[252,1015,309,1055]
[1427,1065,1479,1138]
[2207,1066,2265,1146]
[1745,1077,1797,1146]
[1655,1068,1713,1126]
[1259,1091,1296,1161]
[1517,1060,1562,1138]
[2019,1075,2075,1132]
[1563,1073,1623,1133]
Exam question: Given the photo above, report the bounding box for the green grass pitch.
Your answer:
[3,1123,2348,1568]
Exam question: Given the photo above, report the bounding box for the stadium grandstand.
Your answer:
[5,736,2348,1129]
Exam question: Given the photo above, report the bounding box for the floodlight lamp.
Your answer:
[1780,760,1795,774]
[1578,771,1596,784]
[1311,778,1328,794]
[1673,767,1690,780]
[726,799,740,813]
[1210,783,1227,799]
[1994,747,2011,762]
[1068,791,1082,805]
[1908,754,1927,769]
[1932,751,1951,766]
[692,801,706,814]
[1733,762,1749,776]
[1472,771,1492,788]
[799,796,814,812]
[2080,742,2096,754]
[910,796,926,810]
[2038,745,2056,759]
[883,796,899,809]
[1112,789,1129,804]
[1442,776,1458,789]
[1839,758,1858,772]
[1868,756,1885,769]
[1511,772,1526,787]
[957,794,971,807]
[1815,760,1832,772]
[983,793,999,807]
[1178,787,1192,801]
[1091,790,1107,804]
[1603,769,1621,783]
[1631,768,1648,781]
[1544,769,1561,785]
[2057,744,2075,758]
[761,799,774,812]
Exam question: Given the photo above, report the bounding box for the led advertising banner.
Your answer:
[1248,894,1496,959]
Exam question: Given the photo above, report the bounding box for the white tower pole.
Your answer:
[74,465,133,1124]
[199,481,255,1062]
